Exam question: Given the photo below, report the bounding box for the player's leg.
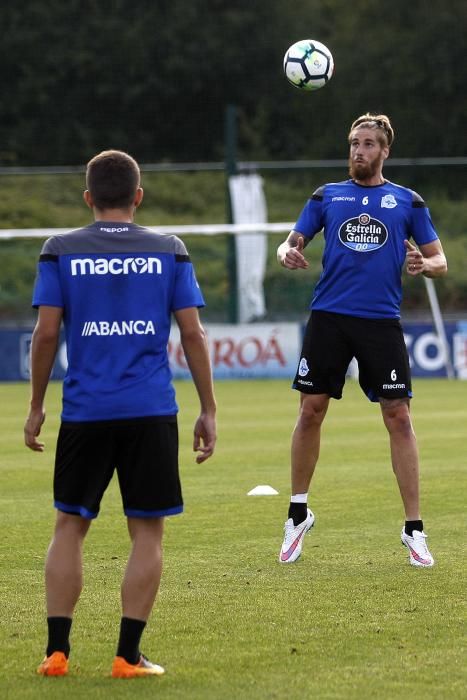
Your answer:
[280,312,351,563]
[291,391,330,495]
[379,398,434,566]
[290,311,350,501]
[356,318,434,567]
[46,511,91,617]
[354,316,418,510]
[278,392,328,564]
[112,418,182,677]
[111,516,165,677]
[121,516,164,621]
[37,511,91,676]
[379,397,420,520]
[112,516,166,677]
[43,513,90,669]
[38,421,113,675]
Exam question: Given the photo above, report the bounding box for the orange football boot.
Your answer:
[37,651,69,676]
[111,653,165,678]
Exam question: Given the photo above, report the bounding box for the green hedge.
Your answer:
[0,171,465,321]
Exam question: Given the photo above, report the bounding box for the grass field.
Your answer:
[0,378,465,699]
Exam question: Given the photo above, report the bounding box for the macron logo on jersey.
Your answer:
[82,320,156,336]
[71,257,162,276]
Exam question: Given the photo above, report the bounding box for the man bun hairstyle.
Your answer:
[348,113,394,148]
[86,150,141,210]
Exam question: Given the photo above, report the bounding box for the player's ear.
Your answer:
[134,187,144,208]
[83,190,94,209]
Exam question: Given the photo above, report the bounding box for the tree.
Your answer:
[0,0,466,165]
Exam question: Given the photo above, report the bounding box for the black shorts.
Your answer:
[53,416,182,519]
[293,311,412,402]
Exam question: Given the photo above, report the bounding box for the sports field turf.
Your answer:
[0,378,465,699]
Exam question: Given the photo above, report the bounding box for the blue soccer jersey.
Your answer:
[294,180,439,318]
[32,222,205,421]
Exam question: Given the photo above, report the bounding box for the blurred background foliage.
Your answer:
[0,1,466,321]
[1,170,466,322]
[0,0,466,165]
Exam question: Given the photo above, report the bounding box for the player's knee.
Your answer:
[298,397,328,429]
[55,511,91,539]
[382,406,414,437]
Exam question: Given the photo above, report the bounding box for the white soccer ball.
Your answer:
[283,39,334,91]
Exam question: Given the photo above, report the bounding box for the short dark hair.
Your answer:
[86,150,141,210]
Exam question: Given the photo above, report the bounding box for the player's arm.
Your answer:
[404,239,448,278]
[174,306,217,463]
[277,191,323,269]
[277,231,309,270]
[24,305,63,451]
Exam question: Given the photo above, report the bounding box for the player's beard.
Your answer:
[348,157,381,181]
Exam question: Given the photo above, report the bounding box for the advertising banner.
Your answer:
[2,321,467,382]
[169,323,301,379]
[0,329,67,381]
[403,322,460,378]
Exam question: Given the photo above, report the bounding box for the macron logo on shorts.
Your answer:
[82,320,156,336]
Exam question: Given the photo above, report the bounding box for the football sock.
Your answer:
[116,617,147,665]
[290,493,308,503]
[288,493,308,525]
[46,616,72,658]
[405,519,424,536]
[288,502,308,526]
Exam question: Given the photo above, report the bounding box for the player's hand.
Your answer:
[282,236,309,270]
[24,407,46,451]
[404,239,425,276]
[193,412,217,463]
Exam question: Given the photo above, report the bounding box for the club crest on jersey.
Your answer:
[381,194,397,209]
[338,213,388,252]
[298,358,309,377]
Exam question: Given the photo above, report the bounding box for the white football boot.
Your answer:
[279,508,315,563]
[401,528,434,567]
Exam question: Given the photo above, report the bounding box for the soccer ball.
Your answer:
[283,39,334,91]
